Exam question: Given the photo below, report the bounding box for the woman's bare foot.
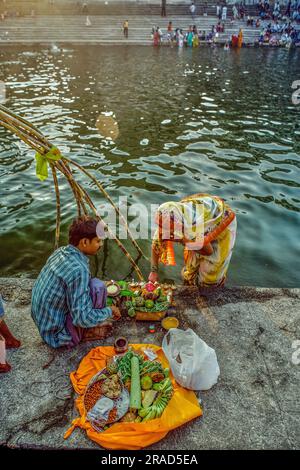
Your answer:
[0,362,11,373]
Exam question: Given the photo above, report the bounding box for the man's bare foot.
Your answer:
[0,362,11,373]
[82,323,113,342]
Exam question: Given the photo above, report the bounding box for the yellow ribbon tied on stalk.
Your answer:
[35,147,62,181]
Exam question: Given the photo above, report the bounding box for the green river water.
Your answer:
[0,45,299,286]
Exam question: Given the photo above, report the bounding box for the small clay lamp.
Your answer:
[114,337,128,354]
[106,281,121,297]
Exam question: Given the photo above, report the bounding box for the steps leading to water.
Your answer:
[0,15,266,45]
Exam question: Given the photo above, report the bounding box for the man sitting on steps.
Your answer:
[31,216,121,349]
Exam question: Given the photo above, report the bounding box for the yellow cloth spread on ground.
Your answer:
[64,344,202,450]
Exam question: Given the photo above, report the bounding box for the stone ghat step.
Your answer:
[0,16,254,27]
[0,22,251,29]
[0,27,261,35]
[0,31,261,36]
[0,30,257,36]
[0,17,257,23]
[0,25,259,30]
[0,16,263,42]
[0,15,278,43]
[0,28,262,35]
[0,16,251,25]
[0,22,238,28]
[0,1,259,16]
[0,15,242,21]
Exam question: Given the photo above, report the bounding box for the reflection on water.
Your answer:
[0,46,299,286]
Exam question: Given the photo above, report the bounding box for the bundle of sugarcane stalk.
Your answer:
[0,104,147,281]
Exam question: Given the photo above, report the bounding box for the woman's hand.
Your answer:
[111,306,121,321]
[199,242,214,256]
[148,271,158,284]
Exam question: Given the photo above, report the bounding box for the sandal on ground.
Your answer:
[0,320,21,349]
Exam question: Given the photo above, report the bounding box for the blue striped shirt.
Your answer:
[31,245,112,348]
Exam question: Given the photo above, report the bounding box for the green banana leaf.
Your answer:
[119,289,134,297]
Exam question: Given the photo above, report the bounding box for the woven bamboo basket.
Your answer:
[83,368,129,429]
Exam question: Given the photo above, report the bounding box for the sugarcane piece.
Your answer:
[50,163,61,250]
[129,356,141,410]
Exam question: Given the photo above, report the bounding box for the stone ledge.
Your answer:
[0,278,299,450]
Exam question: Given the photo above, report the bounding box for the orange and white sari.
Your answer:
[152,193,237,287]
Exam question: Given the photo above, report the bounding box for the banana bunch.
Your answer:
[138,378,174,422]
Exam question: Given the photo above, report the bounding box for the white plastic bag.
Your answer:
[162,328,220,390]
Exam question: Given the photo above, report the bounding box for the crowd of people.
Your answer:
[152,16,299,49]
[231,3,246,20]
[241,1,300,47]
[151,21,228,47]
[258,0,300,22]
[258,18,300,45]
[152,2,300,48]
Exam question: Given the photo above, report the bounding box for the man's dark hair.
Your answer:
[69,216,98,246]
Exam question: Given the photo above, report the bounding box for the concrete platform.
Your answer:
[0,277,299,450]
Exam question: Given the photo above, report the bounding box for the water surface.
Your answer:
[0,45,299,286]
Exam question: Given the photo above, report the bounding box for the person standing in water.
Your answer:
[238,28,243,47]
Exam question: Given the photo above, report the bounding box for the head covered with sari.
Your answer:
[153,195,232,266]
